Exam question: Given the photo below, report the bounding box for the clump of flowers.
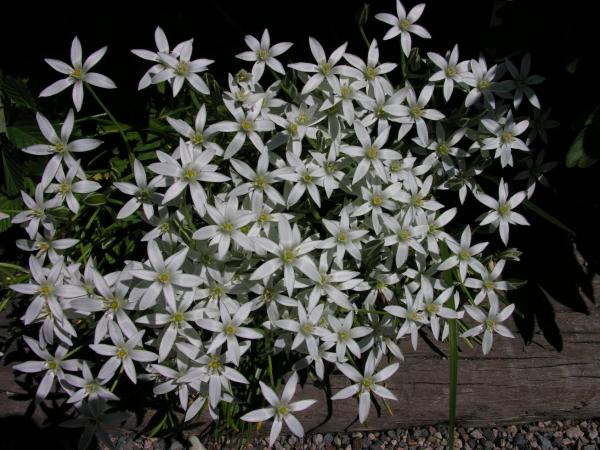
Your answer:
[5,1,554,447]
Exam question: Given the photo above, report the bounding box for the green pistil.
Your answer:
[224,323,237,336]
[183,167,198,181]
[296,113,307,125]
[47,360,59,371]
[258,49,269,61]
[301,322,314,335]
[282,248,296,264]
[366,146,379,160]
[320,62,332,75]
[459,249,471,261]
[221,221,234,233]
[116,347,128,359]
[340,86,352,99]
[338,330,350,342]
[39,284,51,297]
[158,272,171,284]
[302,173,313,184]
[277,404,289,417]
[211,286,223,298]
[477,80,490,91]
[407,310,423,322]
[258,211,270,224]
[263,289,273,302]
[254,175,267,189]
[241,119,253,133]
[400,18,411,31]
[483,280,495,290]
[501,131,514,144]
[375,280,386,290]
[409,105,423,118]
[325,161,337,174]
[55,142,66,154]
[109,298,120,311]
[160,222,170,232]
[361,376,374,391]
[371,195,383,207]
[175,61,189,76]
[192,132,204,146]
[337,232,347,243]
[208,358,222,373]
[498,202,511,217]
[365,66,378,80]
[70,68,83,80]
[445,66,457,78]
[485,319,496,331]
[437,142,450,155]
[426,303,439,314]
[288,122,299,137]
[173,312,185,324]
[390,161,401,172]
[398,229,411,241]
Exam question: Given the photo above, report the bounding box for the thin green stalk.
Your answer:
[267,354,275,386]
[85,83,135,168]
[523,200,576,236]
[448,318,458,448]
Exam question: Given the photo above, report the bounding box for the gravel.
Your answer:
[102,418,600,449]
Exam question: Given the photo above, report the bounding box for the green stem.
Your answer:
[267,354,275,386]
[359,24,371,49]
[85,83,135,168]
[0,262,28,272]
[448,318,458,448]
[523,200,576,236]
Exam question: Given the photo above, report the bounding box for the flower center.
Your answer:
[36,241,50,251]
[160,222,170,232]
[173,312,185,324]
[485,319,496,331]
[211,286,223,298]
[221,221,234,233]
[459,249,471,261]
[361,376,374,390]
[400,18,411,31]
[207,358,222,373]
[70,67,83,80]
[375,280,386,290]
[337,232,347,243]
[277,404,289,417]
[296,112,307,125]
[175,61,189,76]
[477,80,490,91]
[47,360,59,371]
[116,347,128,359]
[409,105,423,118]
[366,146,379,160]
[258,211,270,224]
[425,303,439,314]
[390,161,401,172]
[407,310,423,322]
[109,298,120,311]
[263,289,273,302]
[288,122,299,137]
[375,106,387,118]
[501,131,514,144]
[58,181,70,194]
[192,132,204,146]
[302,173,313,184]
[398,229,411,241]
[338,330,350,342]
[258,49,269,61]
[445,66,457,77]
[371,195,383,207]
[241,119,253,133]
[498,202,511,217]
[301,322,314,335]
[158,272,171,284]
[282,248,296,264]
[340,86,352,99]
[39,284,52,297]
[224,322,237,336]
[55,142,66,154]
[483,280,496,290]
[325,161,337,174]
[437,142,449,155]
[183,167,198,181]
[85,381,99,393]
[365,66,378,80]
[320,62,332,75]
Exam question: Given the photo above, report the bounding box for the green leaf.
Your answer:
[361,238,383,274]
[84,192,107,206]
[6,118,44,148]
[1,148,25,195]
[0,75,37,110]
[566,106,600,168]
